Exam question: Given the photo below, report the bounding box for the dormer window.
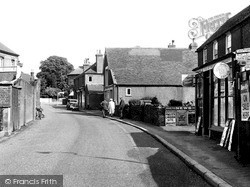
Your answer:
[203,48,207,63]
[226,33,231,54]
[213,41,218,59]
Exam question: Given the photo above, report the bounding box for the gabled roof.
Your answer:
[105,48,197,86]
[19,72,32,82]
[68,68,84,76]
[197,5,250,51]
[85,63,97,74]
[0,42,19,56]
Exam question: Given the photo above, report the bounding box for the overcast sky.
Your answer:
[0,0,249,75]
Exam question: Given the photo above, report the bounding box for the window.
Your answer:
[0,57,3,67]
[89,76,92,82]
[226,33,231,54]
[212,67,234,128]
[126,88,131,96]
[213,41,218,59]
[203,48,207,63]
[11,59,15,66]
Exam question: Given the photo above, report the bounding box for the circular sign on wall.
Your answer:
[213,62,230,79]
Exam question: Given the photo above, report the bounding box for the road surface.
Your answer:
[0,104,211,187]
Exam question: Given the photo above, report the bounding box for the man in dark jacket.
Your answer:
[100,99,108,118]
[119,97,125,119]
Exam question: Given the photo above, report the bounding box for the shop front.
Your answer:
[194,49,250,163]
[195,55,236,138]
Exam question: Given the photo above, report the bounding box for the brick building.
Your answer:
[0,42,40,138]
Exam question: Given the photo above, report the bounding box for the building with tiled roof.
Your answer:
[0,41,21,83]
[192,5,250,163]
[74,51,104,109]
[104,47,197,105]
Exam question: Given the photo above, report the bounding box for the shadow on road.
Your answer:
[36,151,148,165]
[128,132,211,187]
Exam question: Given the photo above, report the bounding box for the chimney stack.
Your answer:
[168,40,176,48]
[96,50,104,74]
[82,58,90,71]
[30,69,35,82]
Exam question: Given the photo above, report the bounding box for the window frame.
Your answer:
[125,88,131,97]
[213,41,218,59]
[0,57,4,67]
[226,32,232,54]
[203,48,207,63]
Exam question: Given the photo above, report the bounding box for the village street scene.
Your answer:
[1,1,250,187]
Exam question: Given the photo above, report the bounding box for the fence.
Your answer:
[115,104,195,126]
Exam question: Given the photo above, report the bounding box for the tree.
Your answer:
[37,56,74,97]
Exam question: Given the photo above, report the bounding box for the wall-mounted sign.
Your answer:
[213,62,230,79]
[241,81,250,121]
[188,13,231,40]
[165,110,176,125]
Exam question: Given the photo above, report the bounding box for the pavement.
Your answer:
[84,109,250,187]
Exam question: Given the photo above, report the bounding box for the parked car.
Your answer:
[71,102,79,111]
[66,99,78,110]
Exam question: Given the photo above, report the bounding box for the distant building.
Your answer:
[0,42,40,138]
[74,51,104,109]
[103,47,197,105]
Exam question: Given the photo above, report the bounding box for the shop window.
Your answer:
[196,75,203,119]
[126,88,131,96]
[213,41,218,59]
[228,68,234,118]
[203,48,207,63]
[226,33,231,54]
[212,66,233,128]
[213,77,219,126]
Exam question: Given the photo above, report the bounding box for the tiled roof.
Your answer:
[0,72,16,82]
[197,5,250,51]
[86,84,103,92]
[20,72,32,82]
[68,68,83,76]
[105,48,197,85]
[0,42,19,56]
[85,63,97,74]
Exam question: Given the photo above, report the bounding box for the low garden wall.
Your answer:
[115,104,195,126]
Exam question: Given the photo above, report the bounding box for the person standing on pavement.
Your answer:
[108,98,115,117]
[100,99,108,118]
[118,97,125,119]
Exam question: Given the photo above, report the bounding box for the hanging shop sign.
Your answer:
[188,13,231,40]
[241,81,250,121]
[236,48,250,70]
[213,62,230,79]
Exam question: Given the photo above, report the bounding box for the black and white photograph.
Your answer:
[0,0,250,186]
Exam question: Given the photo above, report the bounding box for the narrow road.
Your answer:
[0,104,211,187]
